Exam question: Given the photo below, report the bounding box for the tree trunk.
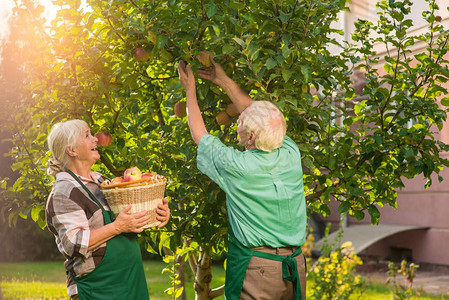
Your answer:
[194,251,213,300]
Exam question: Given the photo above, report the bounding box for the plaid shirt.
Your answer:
[45,171,110,297]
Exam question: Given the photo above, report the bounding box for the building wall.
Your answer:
[323,171,449,265]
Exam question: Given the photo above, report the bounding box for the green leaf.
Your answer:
[372,152,385,172]
[175,287,184,298]
[338,201,351,214]
[31,205,43,222]
[265,58,277,70]
[319,204,331,217]
[207,2,217,18]
[373,135,383,145]
[354,210,365,221]
[281,69,293,83]
[300,64,311,83]
[328,156,337,170]
[279,11,291,23]
[19,211,28,219]
[302,156,314,171]
[368,205,380,224]
[414,53,430,64]
[440,96,449,106]
[344,168,356,179]
[354,101,366,115]
[156,35,169,49]
[282,45,291,58]
[211,24,220,36]
[232,37,245,48]
[222,44,235,54]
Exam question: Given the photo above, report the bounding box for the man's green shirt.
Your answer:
[197,134,307,248]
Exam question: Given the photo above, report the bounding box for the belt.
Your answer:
[251,245,299,255]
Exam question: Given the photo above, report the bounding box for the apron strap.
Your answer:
[66,169,107,213]
[252,247,303,300]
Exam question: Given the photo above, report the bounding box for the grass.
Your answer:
[1,260,448,299]
[0,260,224,300]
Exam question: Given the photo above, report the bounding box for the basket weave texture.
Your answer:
[101,176,166,229]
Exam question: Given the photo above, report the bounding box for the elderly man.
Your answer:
[178,58,307,300]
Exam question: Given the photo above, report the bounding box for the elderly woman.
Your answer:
[45,119,170,299]
[178,59,307,300]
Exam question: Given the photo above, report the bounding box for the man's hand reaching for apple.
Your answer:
[178,61,196,94]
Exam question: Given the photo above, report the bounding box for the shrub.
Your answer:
[387,260,420,300]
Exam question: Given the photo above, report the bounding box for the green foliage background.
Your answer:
[1,0,449,268]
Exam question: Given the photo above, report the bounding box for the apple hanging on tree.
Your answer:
[226,103,239,117]
[96,132,112,146]
[174,101,187,117]
[197,50,213,67]
[216,110,231,125]
[134,47,150,62]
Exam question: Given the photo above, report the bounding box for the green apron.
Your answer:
[67,170,149,300]
[225,227,303,300]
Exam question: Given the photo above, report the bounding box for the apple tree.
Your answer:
[1,0,449,299]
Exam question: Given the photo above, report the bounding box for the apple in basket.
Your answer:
[111,177,124,184]
[142,172,157,179]
[124,167,142,182]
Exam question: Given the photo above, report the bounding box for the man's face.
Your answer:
[237,112,251,147]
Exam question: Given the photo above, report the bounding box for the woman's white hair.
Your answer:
[47,119,88,177]
[241,101,286,152]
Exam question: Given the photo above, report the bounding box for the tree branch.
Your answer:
[209,285,225,298]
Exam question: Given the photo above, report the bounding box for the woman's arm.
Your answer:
[178,61,208,145]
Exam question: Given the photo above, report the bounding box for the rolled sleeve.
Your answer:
[51,192,90,259]
[197,134,228,191]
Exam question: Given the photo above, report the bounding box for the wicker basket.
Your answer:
[101,175,166,229]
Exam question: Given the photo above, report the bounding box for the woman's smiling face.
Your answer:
[71,125,100,166]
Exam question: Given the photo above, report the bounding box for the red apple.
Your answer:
[174,101,187,117]
[142,172,156,179]
[134,47,150,62]
[216,110,231,125]
[124,167,142,182]
[111,177,124,184]
[197,50,213,67]
[96,132,112,146]
[225,103,239,117]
